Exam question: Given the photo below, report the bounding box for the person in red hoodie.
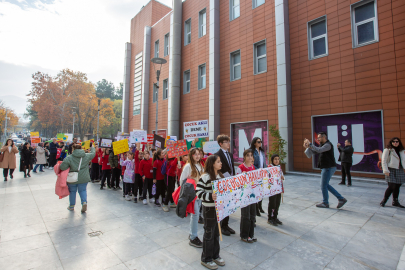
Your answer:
[162,156,179,212]
[133,143,145,202]
[176,154,188,187]
[100,148,112,189]
[140,150,153,205]
[152,149,165,207]
[91,144,102,183]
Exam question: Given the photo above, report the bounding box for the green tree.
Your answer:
[96,79,116,100]
[115,82,123,100]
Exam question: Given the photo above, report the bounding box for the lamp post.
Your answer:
[97,99,100,142]
[151,57,167,135]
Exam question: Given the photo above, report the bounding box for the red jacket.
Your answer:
[54,161,69,199]
[153,159,164,180]
[172,178,197,217]
[177,160,186,178]
[101,154,111,170]
[238,163,255,173]
[167,159,178,177]
[139,158,153,178]
[92,149,102,163]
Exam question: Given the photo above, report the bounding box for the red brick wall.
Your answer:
[289,0,405,175]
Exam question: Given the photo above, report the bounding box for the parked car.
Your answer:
[12,138,24,147]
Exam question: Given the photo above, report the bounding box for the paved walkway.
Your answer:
[0,162,404,270]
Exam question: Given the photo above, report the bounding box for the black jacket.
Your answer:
[214,149,235,176]
[176,179,197,218]
[338,145,354,164]
[318,141,336,169]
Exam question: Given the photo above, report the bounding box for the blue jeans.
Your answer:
[33,164,43,172]
[190,199,202,240]
[68,183,88,206]
[321,167,344,204]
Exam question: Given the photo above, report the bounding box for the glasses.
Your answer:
[256,141,262,144]
[393,141,399,143]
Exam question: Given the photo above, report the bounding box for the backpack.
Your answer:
[161,160,168,175]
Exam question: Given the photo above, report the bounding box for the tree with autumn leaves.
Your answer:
[0,100,19,136]
[27,69,120,140]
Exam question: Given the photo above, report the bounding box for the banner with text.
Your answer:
[184,120,209,139]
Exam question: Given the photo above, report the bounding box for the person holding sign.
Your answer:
[152,149,165,206]
[267,154,285,226]
[140,150,154,204]
[250,137,266,216]
[196,155,225,269]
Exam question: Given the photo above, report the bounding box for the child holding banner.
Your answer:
[236,149,257,243]
[140,150,154,204]
[152,149,165,206]
[267,154,285,226]
[196,155,225,269]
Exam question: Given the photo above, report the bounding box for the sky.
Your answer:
[0,0,172,115]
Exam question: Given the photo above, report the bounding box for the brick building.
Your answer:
[122,0,405,177]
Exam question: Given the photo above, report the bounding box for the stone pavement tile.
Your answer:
[165,239,202,264]
[264,219,315,238]
[315,220,361,238]
[160,212,191,227]
[105,263,130,270]
[81,211,120,224]
[61,247,122,270]
[147,226,189,248]
[120,212,159,225]
[325,254,374,270]
[45,216,88,232]
[275,203,307,219]
[41,208,82,222]
[54,235,107,260]
[188,249,256,270]
[286,211,330,228]
[98,226,144,246]
[398,260,405,270]
[223,236,279,265]
[300,228,352,252]
[283,239,337,267]
[254,226,296,250]
[285,198,316,208]
[48,224,93,244]
[361,214,405,235]
[108,235,161,262]
[0,233,53,258]
[87,217,131,233]
[1,214,44,231]
[124,249,187,270]
[256,250,324,270]
[0,222,47,242]
[132,218,173,235]
[340,229,404,270]
[0,245,60,270]
[28,260,63,270]
[326,210,372,226]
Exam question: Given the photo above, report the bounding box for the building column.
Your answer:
[209,0,220,141]
[141,26,152,131]
[168,0,182,138]
[275,0,293,171]
[121,42,131,133]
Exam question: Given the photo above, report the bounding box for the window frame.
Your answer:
[350,0,379,48]
[154,40,159,58]
[230,49,241,81]
[162,79,168,100]
[229,0,240,21]
[198,64,206,90]
[184,18,191,46]
[164,33,170,57]
[307,15,329,60]
[183,70,191,94]
[253,39,267,75]
[252,0,265,9]
[199,8,207,38]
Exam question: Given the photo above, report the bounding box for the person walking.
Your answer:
[304,132,347,208]
[250,137,266,216]
[1,139,19,181]
[68,138,78,155]
[21,142,34,178]
[44,142,50,168]
[33,143,47,173]
[60,143,96,212]
[49,138,59,169]
[380,137,405,208]
[337,140,354,186]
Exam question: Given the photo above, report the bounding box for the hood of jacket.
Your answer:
[72,149,86,158]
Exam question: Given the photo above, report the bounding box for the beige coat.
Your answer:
[382,148,405,174]
[0,145,19,169]
[36,146,47,165]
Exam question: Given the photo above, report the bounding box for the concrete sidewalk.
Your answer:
[0,164,404,270]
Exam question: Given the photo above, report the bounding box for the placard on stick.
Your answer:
[99,138,113,148]
[112,139,130,155]
[153,134,166,149]
[166,140,189,158]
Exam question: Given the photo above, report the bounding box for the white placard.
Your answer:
[183,120,209,139]
[203,141,220,154]
[130,130,147,143]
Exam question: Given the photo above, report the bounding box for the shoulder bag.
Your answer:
[67,157,83,184]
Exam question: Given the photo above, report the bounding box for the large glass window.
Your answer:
[199,9,207,38]
[230,0,240,21]
[308,17,328,60]
[254,40,266,74]
[185,19,191,45]
[230,50,241,81]
[351,0,378,47]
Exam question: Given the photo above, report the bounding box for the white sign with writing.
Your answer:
[203,141,220,154]
[183,120,209,139]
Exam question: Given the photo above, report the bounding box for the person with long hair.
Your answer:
[162,155,179,212]
[267,154,285,226]
[152,149,165,206]
[1,139,19,181]
[179,148,204,248]
[140,150,154,204]
[196,155,225,269]
[249,137,266,216]
[21,142,34,178]
[33,143,47,173]
[380,137,405,208]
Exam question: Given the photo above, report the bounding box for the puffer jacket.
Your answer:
[60,147,96,184]
[382,148,405,174]
[109,152,119,168]
[54,162,70,199]
[174,178,197,218]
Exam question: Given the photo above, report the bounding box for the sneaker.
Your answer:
[107,185,112,190]
[170,202,176,208]
[149,198,155,203]
[10,174,13,179]
[338,182,345,185]
[67,205,74,211]
[201,261,218,270]
[81,202,87,213]
[155,201,161,207]
[274,218,283,225]
[134,198,138,203]
[189,237,203,248]
[125,195,131,201]
[347,183,352,187]
[267,219,278,226]
[316,202,330,208]
[337,198,347,209]
[241,237,254,243]
[221,227,231,236]
[100,186,104,190]
[39,170,45,172]
[225,226,235,234]
[162,205,170,212]
[213,257,225,266]
[143,199,147,205]
[251,237,257,242]
[33,171,37,173]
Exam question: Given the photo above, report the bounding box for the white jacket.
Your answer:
[382,148,405,174]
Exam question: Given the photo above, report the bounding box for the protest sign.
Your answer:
[142,134,154,145]
[81,140,93,150]
[99,138,113,148]
[130,130,147,143]
[183,120,209,139]
[31,137,41,144]
[153,134,166,149]
[64,133,73,142]
[112,139,130,155]
[57,133,67,141]
[203,141,220,154]
[212,167,283,222]
[30,132,39,137]
[166,140,189,158]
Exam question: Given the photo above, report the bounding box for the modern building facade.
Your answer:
[122,0,405,177]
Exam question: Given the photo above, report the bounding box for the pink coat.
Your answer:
[54,162,70,199]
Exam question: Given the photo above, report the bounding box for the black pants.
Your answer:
[91,163,100,180]
[240,204,256,239]
[143,178,153,199]
[134,173,143,197]
[384,182,402,200]
[3,168,14,178]
[155,180,165,202]
[49,153,57,167]
[111,168,121,188]
[221,216,230,228]
[268,193,282,220]
[124,182,134,195]
[202,206,220,263]
[101,170,111,187]
[164,175,176,205]
[341,162,352,184]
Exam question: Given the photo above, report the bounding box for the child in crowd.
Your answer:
[109,147,121,190]
[236,149,257,243]
[100,148,111,190]
[176,154,188,187]
[134,143,144,202]
[152,149,165,206]
[198,148,206,167]
[196,155,225,270]
[162,156,179,212]
[267,154,285,226]
[120,152,135,201]
[140,150,154,205]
